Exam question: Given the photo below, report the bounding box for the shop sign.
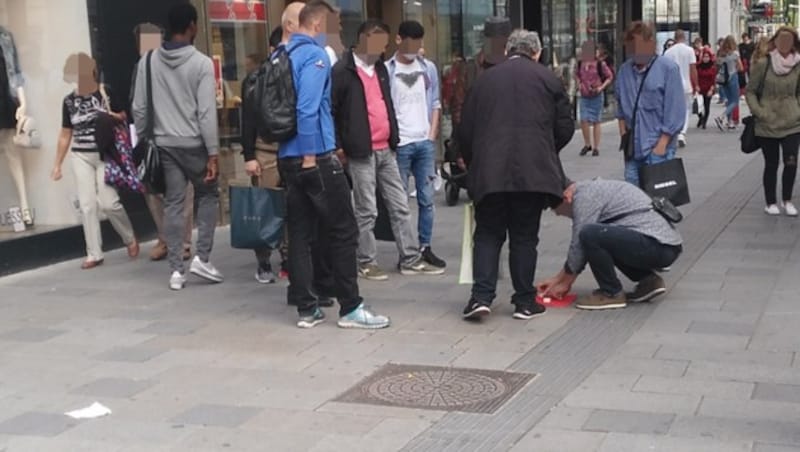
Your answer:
[208,0,266,23]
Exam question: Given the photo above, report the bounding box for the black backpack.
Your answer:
[247,42,310,143]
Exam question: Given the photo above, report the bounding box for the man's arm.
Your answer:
[197,58,220,156]
[656,65,687,155]
[690,63,699,93]
[295,51,328,157]
[563,189,603,275]
[427,60,442,141]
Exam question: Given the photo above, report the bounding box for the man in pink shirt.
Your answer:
[332,20,443,280]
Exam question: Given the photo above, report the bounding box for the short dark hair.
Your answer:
[269,26,283,49]
[357,19,390,38]
[299,0,335,27]
[398,20,424,40]
[167,3,198,36]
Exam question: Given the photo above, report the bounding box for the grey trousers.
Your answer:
[160,146,219,273]
[347,149,420,266]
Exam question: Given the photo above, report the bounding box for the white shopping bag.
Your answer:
[694,94,704,117]
[459,203,474,285]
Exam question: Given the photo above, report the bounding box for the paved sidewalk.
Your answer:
[1,105,798,452]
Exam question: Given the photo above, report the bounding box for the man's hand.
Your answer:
[205,155,219,183]
[537,271,576,299]
[245,159,261,177]
[302,155,317,169]
[335,149,347,166]
[652,142,668,156]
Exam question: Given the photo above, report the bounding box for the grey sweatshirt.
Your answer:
[565,179,683,274]
[132,45,219,155]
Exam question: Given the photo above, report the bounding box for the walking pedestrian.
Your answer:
[745,26,800,217]
[615,21,685,187]
[277,0,390,329]
[458,29,574,321]
[714,36,743,131]
[387,20,447,270]
[739,33,755,94]
[538,179,682,310]
[663,29,699,147]
[696,47,717,129]
[575,41,613,157]
[130,22,194,262]
[51,53,138,269]
[332,20,444,281]
[133,3,223,290]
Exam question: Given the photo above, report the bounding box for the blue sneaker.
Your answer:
[297,308,325,329]
[337,304,390,329]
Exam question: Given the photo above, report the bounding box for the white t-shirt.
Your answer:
[391,59,430,146]
[664,42,696,93]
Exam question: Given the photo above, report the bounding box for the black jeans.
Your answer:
[579,224,682,296]
[761,133,800,206]
[278,153,361,316]
[472,192,548,307]
[699,94,713,127]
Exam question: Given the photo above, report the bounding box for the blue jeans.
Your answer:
[624,147,677,187]
[721,79,740,121]
[396,140,436,247]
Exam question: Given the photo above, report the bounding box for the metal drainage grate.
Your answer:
[334,364,536,414]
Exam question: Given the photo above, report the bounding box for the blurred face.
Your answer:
[701,53,711,64]
[775,31,795,56]
[627,33,656,66]
[138,32,161,57]
[580,42,596,62]
[356,29,389,65]
[396,36,423,60]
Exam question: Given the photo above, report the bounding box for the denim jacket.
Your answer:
[0,27,23,99]
[386,55,441,122]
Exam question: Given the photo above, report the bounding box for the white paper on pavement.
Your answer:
[65,402,112,419]
[459,203,474,285]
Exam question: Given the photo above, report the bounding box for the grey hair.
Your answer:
[505,29,542,56]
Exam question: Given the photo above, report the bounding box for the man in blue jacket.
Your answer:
[277,0,390,330]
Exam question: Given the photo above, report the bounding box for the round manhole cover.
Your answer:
[365,369,508,408]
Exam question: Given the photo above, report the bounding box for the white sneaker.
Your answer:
[169,271,186,290]
[765,204,781,216]
[783,202,799,217]
[677,134,687,147]
[189,256,224,283]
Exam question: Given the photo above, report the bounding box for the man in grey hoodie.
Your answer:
[133,3,222,290]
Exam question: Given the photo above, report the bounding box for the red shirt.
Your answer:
[356,66,391,151]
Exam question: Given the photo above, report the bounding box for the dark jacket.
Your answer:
[458,54,574,204]
[331,51,399,158]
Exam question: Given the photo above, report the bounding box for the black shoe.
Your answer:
[512,303,546,320]
[421,247,446,269]
[591,148,599,157]
[463,299,491,320]
[579,146,592,156]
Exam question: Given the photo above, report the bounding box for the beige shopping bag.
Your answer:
[459,203,474,285]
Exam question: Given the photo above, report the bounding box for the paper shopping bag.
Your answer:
[229,185,286,249]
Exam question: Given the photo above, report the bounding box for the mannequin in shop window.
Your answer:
[0,26,33,228]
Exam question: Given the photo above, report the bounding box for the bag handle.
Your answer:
[629,57,658,146]
[98,83,111,112]
[144,50,155,140]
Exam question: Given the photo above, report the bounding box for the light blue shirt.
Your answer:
[615,56,686,161]
[386,56,441,122]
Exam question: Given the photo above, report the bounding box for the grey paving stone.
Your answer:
[536,406,595,431]
[687,321,755,337]
[754,443,800,452]
[582,409,675,435]
[597,433,753,452]
[699,398,800,423]
[70,378,154,399]
[655,345,793,367]
[596,357,688,378]
[93,346,166,363]
[0,412,78,437]
[670,415,800,444]
[171,404,262,428]
[0,327,65,342]
[509,428,606,452]
[562,388,701,415]
[644,373,755,398]
[134,321,201,336]
[685,361,800,385]
[754,383,800,404]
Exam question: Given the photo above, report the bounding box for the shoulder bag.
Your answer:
[136,50,166,194]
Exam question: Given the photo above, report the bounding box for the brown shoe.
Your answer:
[149,241,167,261]
[626,274,666,303]
[127,240,140,259]
[81,259,104,270]
[576,290,627,311]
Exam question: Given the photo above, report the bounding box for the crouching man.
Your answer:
[538,179,683,310]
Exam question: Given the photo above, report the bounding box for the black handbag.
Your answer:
[638,158,690,206]
[741,56,770,154]
[136,50,166,194]
[620,58,657,161]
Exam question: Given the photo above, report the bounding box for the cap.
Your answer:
[482,17,512,66]
[483,17,512,38]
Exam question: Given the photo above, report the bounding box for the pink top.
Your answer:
[576,60,613,98]
[357,66,391,151]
